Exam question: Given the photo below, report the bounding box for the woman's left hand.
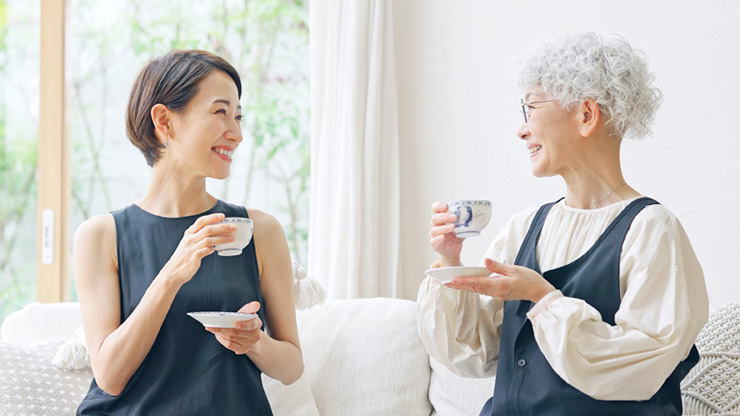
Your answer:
[206,301,263,355]
[446,258,556,303]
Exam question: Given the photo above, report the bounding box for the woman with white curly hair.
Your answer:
[418,32,708,415]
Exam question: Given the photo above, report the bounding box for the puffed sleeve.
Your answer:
[417,276,503,378]
[527,205,709,400]
[416,207,537,378]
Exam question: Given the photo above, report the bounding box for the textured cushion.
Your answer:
[681,302,740,415]
[296,298,433,416]
[428,357,495,416]
[0,338,93,415]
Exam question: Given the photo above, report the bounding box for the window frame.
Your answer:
[37,0,70,302]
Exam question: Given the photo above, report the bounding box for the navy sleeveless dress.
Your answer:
[77,200,273,415]
[481,197,699,416]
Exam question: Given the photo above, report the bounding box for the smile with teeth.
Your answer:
[529,145,542,154]
[214,148,234,158]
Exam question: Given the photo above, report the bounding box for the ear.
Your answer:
[577,98,600,138]
[150,103,173,145]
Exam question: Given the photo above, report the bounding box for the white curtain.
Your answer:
[308,0,400,299]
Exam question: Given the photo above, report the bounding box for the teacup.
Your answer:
[447,200,492,237]
[214,217,253,256]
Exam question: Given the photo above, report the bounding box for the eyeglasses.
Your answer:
[521,99,558,123]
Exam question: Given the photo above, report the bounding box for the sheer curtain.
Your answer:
[308,0,400,299]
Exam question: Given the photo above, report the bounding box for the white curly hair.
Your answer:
[517,32,662,139]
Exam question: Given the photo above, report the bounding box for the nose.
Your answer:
[517,121,530,140]
[226,120,243,144]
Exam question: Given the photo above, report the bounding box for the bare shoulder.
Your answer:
[75,214,116,248]
[74,214,118,272]
[247,208,286,242]
[246,208,291,279]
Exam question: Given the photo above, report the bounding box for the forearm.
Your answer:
[247,333,304,385]
[91,276,182,395]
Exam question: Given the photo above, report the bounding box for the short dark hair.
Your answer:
[125,50,242,166]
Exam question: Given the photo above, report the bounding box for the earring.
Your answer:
[165,135,172,148]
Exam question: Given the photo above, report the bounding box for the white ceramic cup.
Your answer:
[447,200,492,237]
[214,217,253,256]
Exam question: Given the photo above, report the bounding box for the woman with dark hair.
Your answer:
[418,33,709,415]
[74,50,302,415]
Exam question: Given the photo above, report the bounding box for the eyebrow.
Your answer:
[212,99,242,110]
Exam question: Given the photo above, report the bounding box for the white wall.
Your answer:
[394,1,740,310]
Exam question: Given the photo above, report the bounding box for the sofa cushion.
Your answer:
[296,298,433,416]
[681,302,740,415]
[262,373,320,416]
[429,356,495,416]
[0,338,93,415]
[1,302,82,345]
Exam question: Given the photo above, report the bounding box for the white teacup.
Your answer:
[447,200,492,238]
[214,217,253,256]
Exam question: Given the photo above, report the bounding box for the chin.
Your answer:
[211,170,231,180]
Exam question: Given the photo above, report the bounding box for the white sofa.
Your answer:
[2,298,738,416]
[0,298,494,416]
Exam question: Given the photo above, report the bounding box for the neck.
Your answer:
[562,134,638,209]
[137,164,216,217]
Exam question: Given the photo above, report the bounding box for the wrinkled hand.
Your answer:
[445,258,556,303]
[429,201,464,265]
[206,301,263,355]
[161,213,236,286]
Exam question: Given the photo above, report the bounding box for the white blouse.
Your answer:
[417,197,709,401]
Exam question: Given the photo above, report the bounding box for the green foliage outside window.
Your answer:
[0,0,40,322]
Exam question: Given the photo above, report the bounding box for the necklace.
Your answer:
[588,182,627,209]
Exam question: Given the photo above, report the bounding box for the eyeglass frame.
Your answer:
[520,99,559,123]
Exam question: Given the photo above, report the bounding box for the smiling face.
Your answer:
[169,70,243,180]
[517,89,580,178]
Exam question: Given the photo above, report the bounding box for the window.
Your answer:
[0,0,40,323]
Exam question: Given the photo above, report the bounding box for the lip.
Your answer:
[212,146,235,162]
[527,143,542,157]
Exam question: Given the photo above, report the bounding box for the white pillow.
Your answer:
[0,338,93,416]
[263,372,320,416]
[1,302,82,345]
[428,356,495,416]
[296,298,433,416]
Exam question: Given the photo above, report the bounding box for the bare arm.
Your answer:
[207,210,304,384]
[74,213,235,395]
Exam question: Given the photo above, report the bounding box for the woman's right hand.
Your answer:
[429,201,464,266]
[161,213,236,286]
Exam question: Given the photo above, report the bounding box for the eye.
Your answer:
[215,109,227,115]
[235,115,243,123]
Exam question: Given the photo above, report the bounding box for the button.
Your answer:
[517,359,527,367]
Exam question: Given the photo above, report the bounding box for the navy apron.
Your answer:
[481,197,699,416]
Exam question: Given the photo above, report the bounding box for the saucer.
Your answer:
[454,230,481,238]
[187,312,258,328]
[424,266,491,284]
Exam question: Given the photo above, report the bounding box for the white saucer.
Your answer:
[187,312,258,328]
[424,266,491,284]
[454,230,481,238]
